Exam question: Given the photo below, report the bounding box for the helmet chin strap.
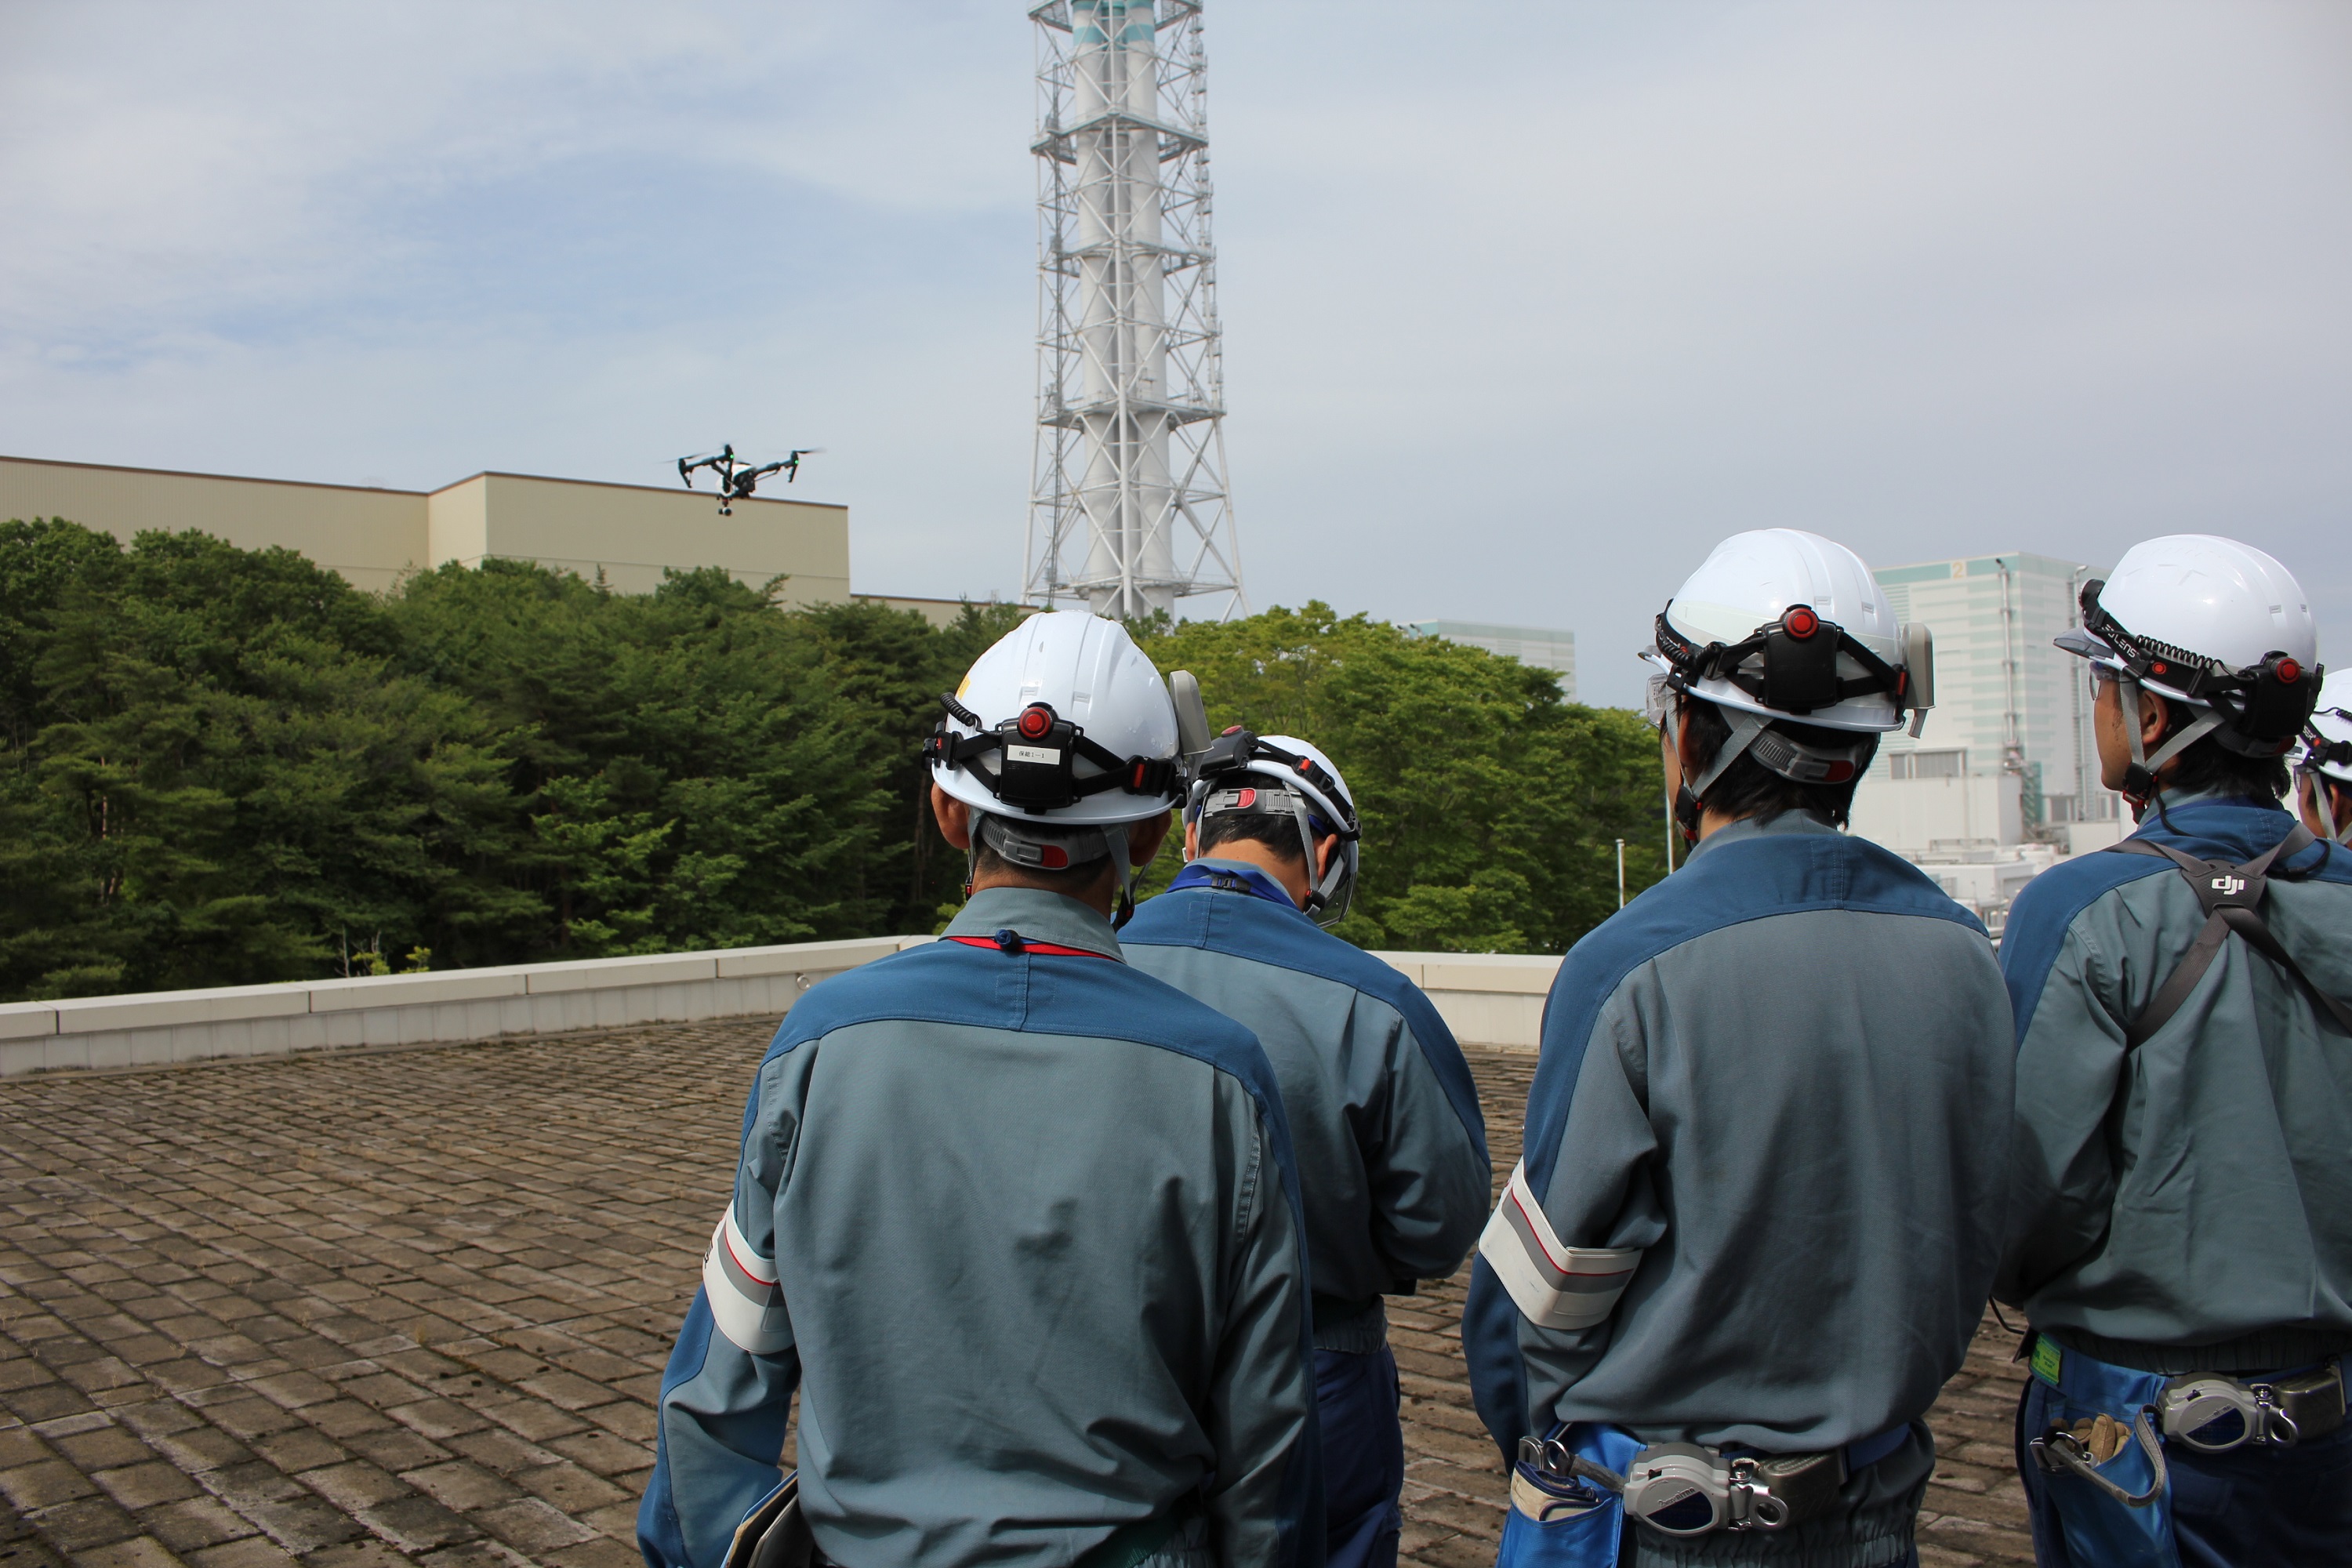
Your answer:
[1105,822,1142,929]
[2303,769,2347,843]
[1669,702,1773,842]
[2116,674,2223,817]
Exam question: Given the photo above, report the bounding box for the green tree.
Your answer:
[0,512,1661,994]
[1137,603,1664,953]
[0,524,528,997]
[384,562,920,959]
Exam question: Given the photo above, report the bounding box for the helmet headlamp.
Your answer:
[1653,603,1907,720]
[924,695,1182,815]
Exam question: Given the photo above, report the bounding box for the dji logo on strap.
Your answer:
[2211,874,2248,896]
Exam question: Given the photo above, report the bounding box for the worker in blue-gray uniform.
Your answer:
[1121,727,1492,1568]
[1993,535,2352,1568]
[1462,528,2016,1568]
[637,611,1323,1568]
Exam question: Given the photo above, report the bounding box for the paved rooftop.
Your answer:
[2,1025,2036,1568]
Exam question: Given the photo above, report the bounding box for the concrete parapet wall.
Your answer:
[0,936,929,1077]
[0,938,1563,1076]
[1373,951,1560,1054]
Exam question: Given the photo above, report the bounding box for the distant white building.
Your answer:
[1410,620,1577,699]
[1847,551,2129,937]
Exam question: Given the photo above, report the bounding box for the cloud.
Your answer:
[3,1,2346,702]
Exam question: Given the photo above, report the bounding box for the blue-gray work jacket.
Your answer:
[1122,858,1491,1351]
[1464,813,2014,1567]
[1995,792,2352,1374]
[637,887,1323,1568]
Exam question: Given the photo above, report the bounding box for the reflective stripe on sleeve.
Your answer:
[701,1204,792,1356]
[1477,1160,1643,1331]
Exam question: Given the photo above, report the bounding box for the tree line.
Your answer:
[0,518,1668,1002]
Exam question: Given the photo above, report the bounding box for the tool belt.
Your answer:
[2157,1361,2345,1453]
[1515,1431,1855,1537]
[723,1474,1194,1568]
[2024,1334,2345,1512]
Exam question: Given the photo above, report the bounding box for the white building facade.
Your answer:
[1410,620,1577,699]
[1847,550,2127,938]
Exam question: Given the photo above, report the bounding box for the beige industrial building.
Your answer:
[0,455,854,605]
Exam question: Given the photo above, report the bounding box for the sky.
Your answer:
[2,1,2347,708]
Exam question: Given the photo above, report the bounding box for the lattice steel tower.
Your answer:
[1025,0,1246,621]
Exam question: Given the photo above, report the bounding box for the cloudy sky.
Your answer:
[3,1,2346,706]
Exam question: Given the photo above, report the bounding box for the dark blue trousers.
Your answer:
[1316,1345,1404,1568]
[2016,1374,2352,1566]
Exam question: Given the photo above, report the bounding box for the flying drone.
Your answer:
[676,444,822,515]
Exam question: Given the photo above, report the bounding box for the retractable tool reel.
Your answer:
[1514,1433,1853,1537]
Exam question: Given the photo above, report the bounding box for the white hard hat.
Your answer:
[2056,536,2322,789]
[2063,535,2318,703]
[1646,528,1929,735]
[1642,529,1931,840]
[1185,730,1361,927]
[927,610,1182,827]
[2299,670,2352,788]
[1189,732,1356,822]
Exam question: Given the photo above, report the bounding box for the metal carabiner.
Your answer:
[1722,1457,1790,1532]
[2254,1387,2301,1448]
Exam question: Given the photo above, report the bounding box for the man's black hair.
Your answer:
[1681,698,1875,827]
[1196,808,1311,863]
[2149,698,2289,800]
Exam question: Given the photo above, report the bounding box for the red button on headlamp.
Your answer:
[1017,704,1054,739]
[1783,606,1820,639]
[2278,658,2302,684]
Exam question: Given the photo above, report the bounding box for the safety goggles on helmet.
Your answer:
[924,692,1185,815]
[1186,727,1362,927]
[2065,577,2321,760]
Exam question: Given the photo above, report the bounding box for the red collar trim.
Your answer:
[946,935,1116,960]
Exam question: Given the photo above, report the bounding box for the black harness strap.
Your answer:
[2106,824,2352,1047]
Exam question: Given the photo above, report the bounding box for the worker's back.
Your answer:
[1469,816,2013,1455]
[1997,792,2352,1369]
[639,888,1323,1568]
[1122,858,1490,1338]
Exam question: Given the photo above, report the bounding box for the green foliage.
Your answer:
[1136,603,1668,953]
[0,518,1659,999]
[0,519,1028,1000]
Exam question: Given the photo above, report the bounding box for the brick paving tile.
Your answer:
[3,1025,2037,1566]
